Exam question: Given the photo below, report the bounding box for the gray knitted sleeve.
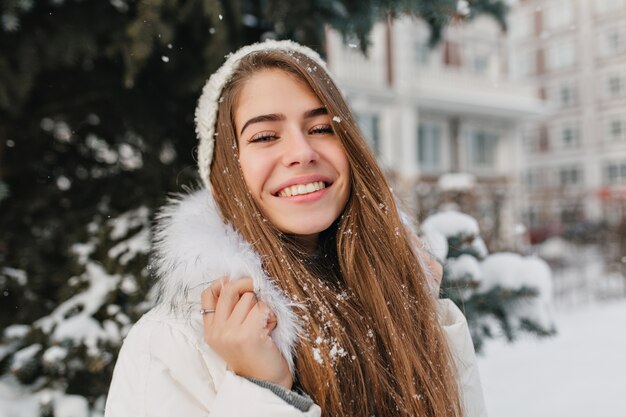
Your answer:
[245,377,314,412]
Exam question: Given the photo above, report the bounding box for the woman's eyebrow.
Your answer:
[239,107,328,135]
[240,113,285,135]
[303,107,328,119]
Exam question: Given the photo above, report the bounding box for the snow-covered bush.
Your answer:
[0,208,153,416]
[422,210,556,351]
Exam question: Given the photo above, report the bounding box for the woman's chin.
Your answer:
[277,222,335,251]
[280,220,334,238]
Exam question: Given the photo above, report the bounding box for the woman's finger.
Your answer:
[229,291,258,325]
[213,277,254,324]
[200,279,222,328]
[261,303,277,330]
[267,310,278,332]
[244,301,276,333]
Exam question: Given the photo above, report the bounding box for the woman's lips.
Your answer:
[271,174,333,196]
[277,181,328,197]
[275,183,331,203]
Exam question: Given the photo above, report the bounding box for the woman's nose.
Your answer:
[281,129,319,167]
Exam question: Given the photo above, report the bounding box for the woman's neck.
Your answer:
[290,233,319,253]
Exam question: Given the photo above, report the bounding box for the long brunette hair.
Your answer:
[209,49,462,416]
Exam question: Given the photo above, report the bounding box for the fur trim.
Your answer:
[151,189,300,373]
[195,40,330,190]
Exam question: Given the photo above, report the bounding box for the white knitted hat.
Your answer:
[195,39,330,189]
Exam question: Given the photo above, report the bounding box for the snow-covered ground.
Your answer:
[478,298,626,417]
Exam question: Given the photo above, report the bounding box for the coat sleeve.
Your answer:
[104,315,321,417]
[438,299,488,417]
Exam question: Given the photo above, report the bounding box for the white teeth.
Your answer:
[278,181,326,197]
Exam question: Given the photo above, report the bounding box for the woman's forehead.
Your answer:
[234,69,323,125]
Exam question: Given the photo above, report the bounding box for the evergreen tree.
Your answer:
[0,0,507,414]
[422,211,556,353]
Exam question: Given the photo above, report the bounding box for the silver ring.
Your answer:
[200,308,216,315]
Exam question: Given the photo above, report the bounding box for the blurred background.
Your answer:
[1,0,625,416]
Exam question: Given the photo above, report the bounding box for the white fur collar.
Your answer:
[150,189,300,372]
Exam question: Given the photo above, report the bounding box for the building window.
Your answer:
[356,113,381,156]
[525,170,534,189]
[608,30,623,53]
[415,40,430,65]
[563,127,574,146]
[545,0,574,30]
[560,124,580,148]
[469,130,498,167]
[604,163,626,184]
[559,166,582,186]
[609,119,624,140]
[612,120,622,136]
[526,208,538,228]
[513,50,536,79]
[600,28,626,57]
[470,55,489,75]
[417,124,441,169]
[608,76,623,98]
[526,168,547,190]
[511,12,533,40]
[605,164,620,184]
[610,164,619,183]
[546,40,576,71]
[523,130,538,153]
[559,84,577,108]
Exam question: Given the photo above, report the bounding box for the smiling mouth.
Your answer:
[276,181,329,197]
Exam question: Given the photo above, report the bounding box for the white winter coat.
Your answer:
[104,190,487,416]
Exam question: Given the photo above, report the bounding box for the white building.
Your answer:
[326,16,542,247]
[508,0,626,240]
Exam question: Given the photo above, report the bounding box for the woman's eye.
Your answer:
[309,124,334,135]
[249,131,277,143]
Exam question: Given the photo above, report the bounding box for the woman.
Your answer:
[105,40,486,416]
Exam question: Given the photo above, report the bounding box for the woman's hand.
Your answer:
[201,277,293,389]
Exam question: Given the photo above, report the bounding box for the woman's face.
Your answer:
[234,69,351,250]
